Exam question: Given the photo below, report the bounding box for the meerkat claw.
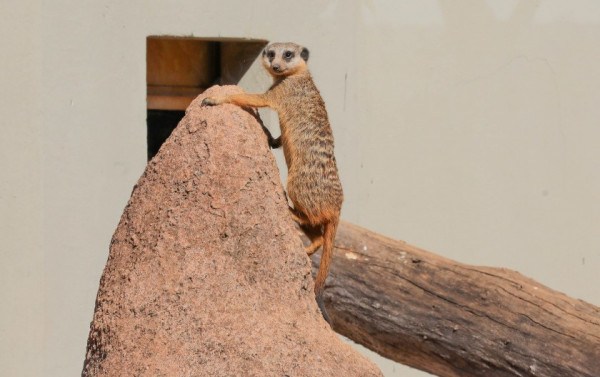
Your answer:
[201,97,218,106]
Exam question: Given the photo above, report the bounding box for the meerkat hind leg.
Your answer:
[289,206,309,225]
[305,234,323,256]
[289,207,324,255]
[302,223,324,256]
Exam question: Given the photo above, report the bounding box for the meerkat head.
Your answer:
[262,42,310,77]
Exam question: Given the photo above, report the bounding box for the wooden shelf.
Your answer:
[146,37,267,111]
[147,85,205,111]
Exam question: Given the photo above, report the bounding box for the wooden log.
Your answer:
[311,221,600,377]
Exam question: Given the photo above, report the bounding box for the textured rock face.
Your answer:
[82,86,382,377]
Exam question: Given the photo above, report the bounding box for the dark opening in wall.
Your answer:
[146,36,268,160]
[146,110,186,159]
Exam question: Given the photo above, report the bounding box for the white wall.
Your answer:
[349,0,600,303]
[0,2,44,376]
[1,1,598,377]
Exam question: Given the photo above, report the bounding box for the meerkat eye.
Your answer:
[284,51,293,59]
[267,51,275,59]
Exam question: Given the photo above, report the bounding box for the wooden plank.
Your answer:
[145,37,268,110]
[146,38,217,87]
[147,85,206,110]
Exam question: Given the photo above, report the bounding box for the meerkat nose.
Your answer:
[272,63,281,72]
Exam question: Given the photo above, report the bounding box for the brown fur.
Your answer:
[202,42,343,324]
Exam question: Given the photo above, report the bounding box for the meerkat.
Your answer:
[202,42,343,324]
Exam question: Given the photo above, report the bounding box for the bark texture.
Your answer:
[82,86,382,377]
[312,222,600,377]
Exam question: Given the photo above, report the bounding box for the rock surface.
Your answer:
[82,86,382,377]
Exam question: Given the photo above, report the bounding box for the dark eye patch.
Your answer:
[267,50,275,59]
[283,50,294,60]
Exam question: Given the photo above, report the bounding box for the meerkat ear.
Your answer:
[262,49,266,56]
[300,47,309,62]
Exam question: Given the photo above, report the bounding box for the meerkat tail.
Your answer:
[314,217,339,324]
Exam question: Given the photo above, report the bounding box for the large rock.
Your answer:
[82,86,382,377]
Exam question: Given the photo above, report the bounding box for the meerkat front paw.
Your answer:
[201,97,220,106]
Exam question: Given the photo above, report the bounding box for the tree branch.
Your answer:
[310,221,600,377]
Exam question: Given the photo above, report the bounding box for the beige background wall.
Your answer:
[1,1,598,376]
